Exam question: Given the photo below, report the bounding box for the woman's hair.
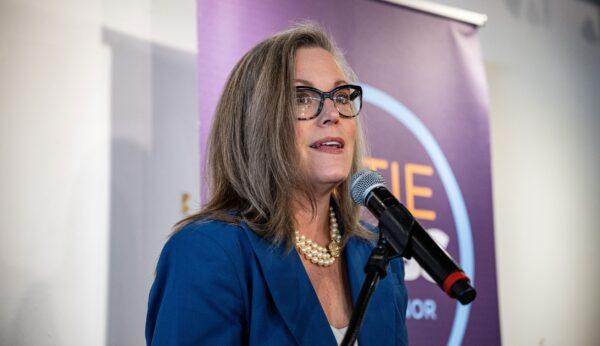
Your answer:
[174,22,373,247]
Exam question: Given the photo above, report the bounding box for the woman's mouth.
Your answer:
[309,137,345,154]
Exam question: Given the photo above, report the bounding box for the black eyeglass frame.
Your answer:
[294,84,363,121]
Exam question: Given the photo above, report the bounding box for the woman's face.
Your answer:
[294,47,357,192]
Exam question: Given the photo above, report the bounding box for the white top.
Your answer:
[330,325,358,346]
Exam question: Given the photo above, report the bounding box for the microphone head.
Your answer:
[350,169,386,206]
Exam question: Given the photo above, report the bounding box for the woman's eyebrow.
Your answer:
[294,79,314,86]
[294,79,350,87]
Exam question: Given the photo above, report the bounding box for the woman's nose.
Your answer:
[318,98,340,126]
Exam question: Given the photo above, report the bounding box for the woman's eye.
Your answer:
[334,94,350,104]
[296,94,312,105]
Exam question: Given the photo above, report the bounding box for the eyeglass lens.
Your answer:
[295,86,361,120]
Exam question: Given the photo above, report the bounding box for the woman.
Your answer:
[145,24,408,345]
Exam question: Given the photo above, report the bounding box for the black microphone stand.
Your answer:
[340,226,405,346]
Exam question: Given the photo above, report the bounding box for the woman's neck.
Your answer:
[294,191,333,246]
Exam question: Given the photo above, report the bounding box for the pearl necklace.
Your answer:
[294,206,342,267]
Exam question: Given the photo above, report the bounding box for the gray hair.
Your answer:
[174,23,373,247]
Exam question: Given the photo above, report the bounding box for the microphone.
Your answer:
[350,169,476,305]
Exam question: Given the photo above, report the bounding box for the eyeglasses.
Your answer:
[294,84,363,121]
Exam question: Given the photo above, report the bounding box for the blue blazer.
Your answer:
[146,219,408,345]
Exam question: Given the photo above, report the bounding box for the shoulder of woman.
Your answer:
[147,219,248,343]
[161,218,248,267]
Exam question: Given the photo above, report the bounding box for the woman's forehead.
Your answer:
[294,47,347,87]
[293,78,348,88]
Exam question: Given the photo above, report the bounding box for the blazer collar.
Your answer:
[242,220,398,345]
[243,223,336,345]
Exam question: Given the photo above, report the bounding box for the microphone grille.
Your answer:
[350,169,386,206]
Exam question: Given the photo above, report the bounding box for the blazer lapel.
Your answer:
[242,223,337,345]
[345,236,399,345]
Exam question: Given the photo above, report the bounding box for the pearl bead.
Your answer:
[294,205,343,267]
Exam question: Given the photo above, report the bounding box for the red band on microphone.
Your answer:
[443,271,469,296]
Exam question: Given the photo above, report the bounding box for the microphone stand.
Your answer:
[340,229,403,346]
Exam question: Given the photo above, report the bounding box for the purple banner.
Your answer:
[198,0,500,344]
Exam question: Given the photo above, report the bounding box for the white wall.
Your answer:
[0,1,110,344]
[0,0,198,345]
[1,0,598,345]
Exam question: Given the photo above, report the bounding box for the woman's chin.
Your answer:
[311,172,349,190]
